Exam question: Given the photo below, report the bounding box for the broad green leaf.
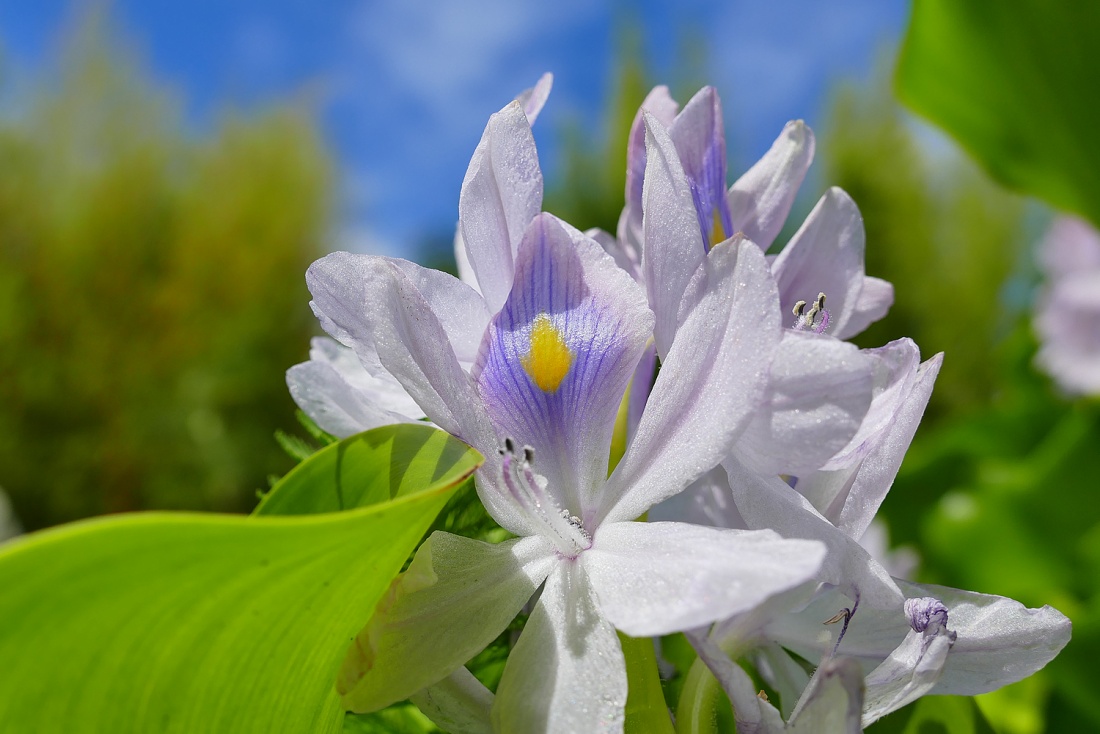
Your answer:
[896,0,1100,227]
[256,423,481,515]
[0,424,482,733]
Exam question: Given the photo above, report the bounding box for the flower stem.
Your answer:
[675,657,729,734]
[620,632,675,734]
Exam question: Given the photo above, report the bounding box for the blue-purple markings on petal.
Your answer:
[671,89,734,251]
[474,214,650,521]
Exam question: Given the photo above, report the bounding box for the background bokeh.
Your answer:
[1,2,1097,732]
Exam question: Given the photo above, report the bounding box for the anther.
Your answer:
[823,591,860,658]
[792,291,831,334]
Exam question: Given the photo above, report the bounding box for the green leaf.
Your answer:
[256,423,481,516]
[0,424,482,733]
[896,0,1100,227]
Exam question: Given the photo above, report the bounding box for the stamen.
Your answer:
[792,291,831,334]
[498,438,591,557]
[823,590,860,658]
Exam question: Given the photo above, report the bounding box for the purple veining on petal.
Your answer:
[670,87,734,252]
[475,214,649,518]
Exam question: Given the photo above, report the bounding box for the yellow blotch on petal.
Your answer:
[522,313,573,392]
[710,207,728,247]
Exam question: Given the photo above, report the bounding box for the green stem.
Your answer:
[620,632,676,734]
[675,656,727,734]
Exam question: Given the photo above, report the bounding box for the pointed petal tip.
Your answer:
[517,73,553,123]
[783,118,816,146]
[823,185,860,212]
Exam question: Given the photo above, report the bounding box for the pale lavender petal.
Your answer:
[733,330,873,477]
[787,657,865,733]
[473,213,653,521]
[861,627,953,725]
[286,360,416,438]
[309,253,491,367]
[765,586,909,671]
[766,581,1071,700]
[338,533,555,713]
[647,465,747,529]
[387,258,492,365]
[459,101,543,312]
[686,630,786,734]
[669,86,733,249]
[754,643,812,719]
[725,457,903,609]
[901,581,1072,697]
[858,520,920,581]
[708,575,818,654]
[515,72,553,124]
[626,340,656,445]
[307,253,496,449]
[492,562,627,734]
[619,86,679,254]
[728,120,815,251]
[308,336,425,417]
[583,521,825,637]
[601,237,781,525]
[587,226,641,283]
[409,667,493,734]
[454,227,482,295]
[770,187,885,340]
[799,351,943,539]
[641,110,709,359]
[845,276,894,338]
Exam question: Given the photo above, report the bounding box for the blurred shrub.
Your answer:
[0,18,332,529]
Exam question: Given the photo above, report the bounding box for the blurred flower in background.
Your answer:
[1034,216,1100,396]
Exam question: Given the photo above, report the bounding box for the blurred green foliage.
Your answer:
[822,71,1029,422]
[0,17,332,529]
[896,0,1100,230]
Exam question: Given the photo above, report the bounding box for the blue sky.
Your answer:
[0,0,909,257]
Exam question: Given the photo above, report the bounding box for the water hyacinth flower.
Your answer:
[1033,215,1100,395]
[605,89,889,478]
[301,74,835,726]
[313,213,828,732]
[665,342,1070,729]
